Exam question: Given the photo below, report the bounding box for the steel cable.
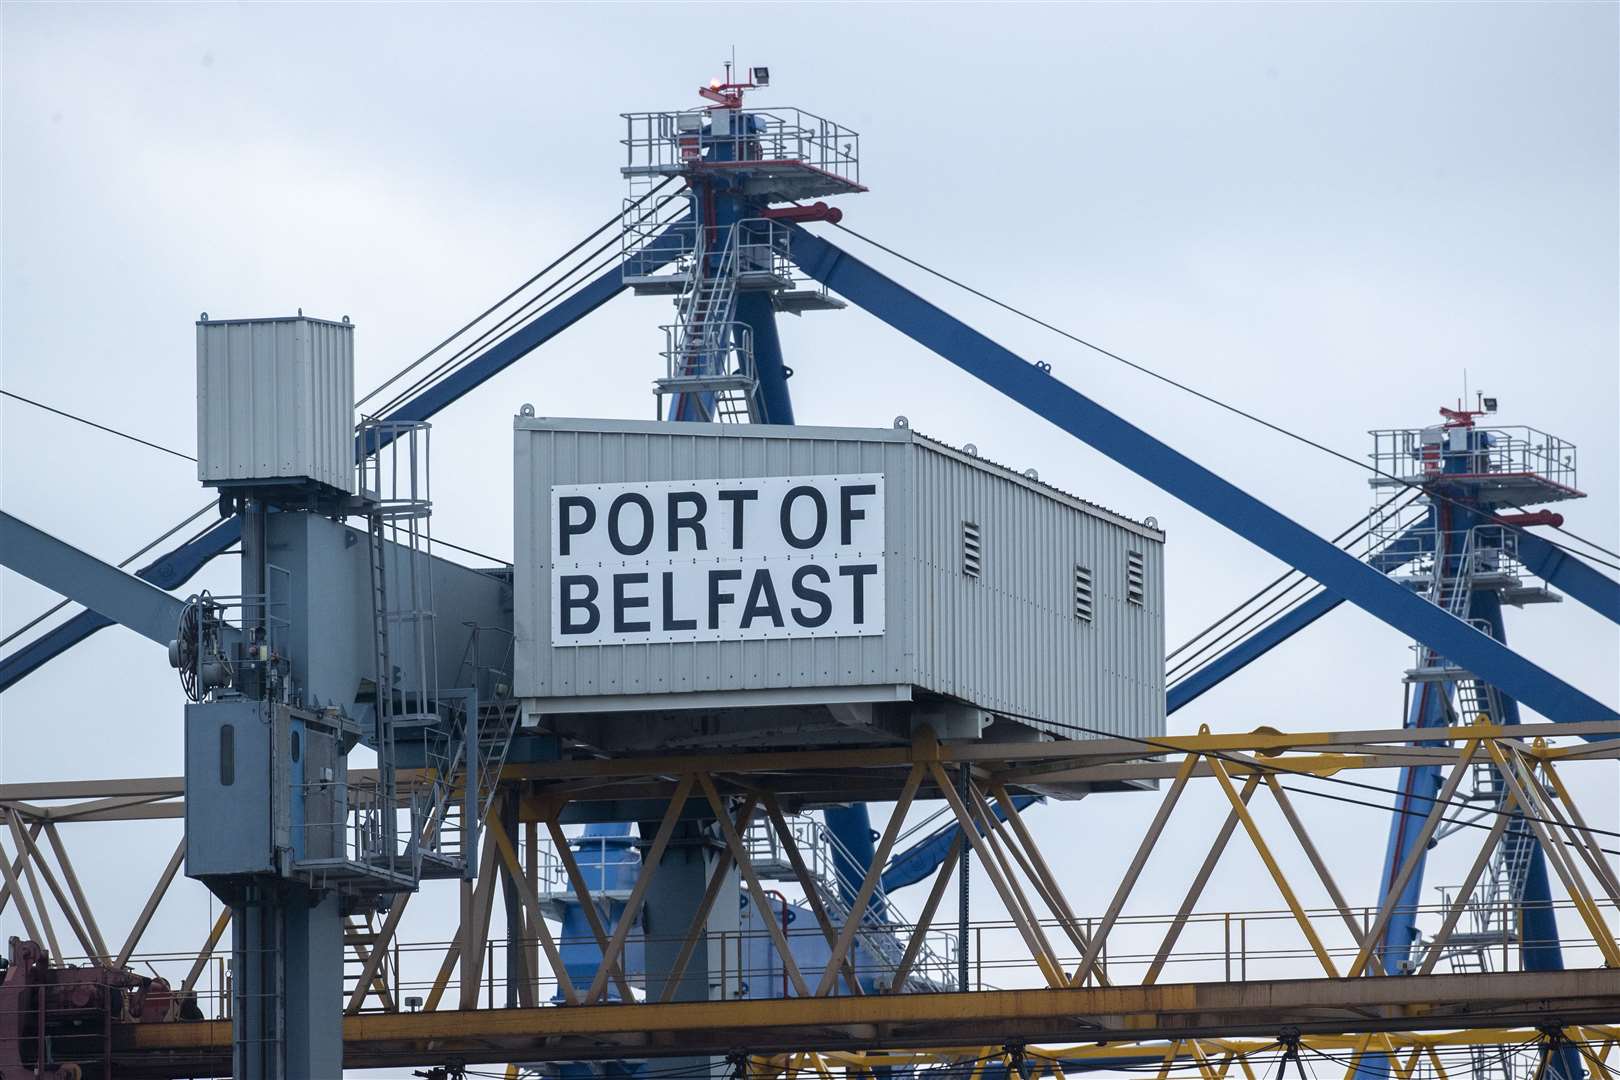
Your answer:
[355,175,675,410]
[825,222,1620,574]
[365,188,686,419]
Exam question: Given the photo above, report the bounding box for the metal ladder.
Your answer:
[363,509,406,874]
[1422,621,1536,1080]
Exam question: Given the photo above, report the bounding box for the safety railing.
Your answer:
[1368,519,1541,591]
[89,894,1617,1022]
[658,320,755,386]
[743,813,959,991]
[621,201,697,285]
[733,217,793,289]
[291,776,420,891]
[530,834,641,900]
[1368,426,1578,494]
[621,107,860,190]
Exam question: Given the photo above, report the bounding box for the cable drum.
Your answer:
[170,599,202,702]
[170,593,231,703]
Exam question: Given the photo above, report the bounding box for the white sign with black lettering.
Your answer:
[549,473,884,646]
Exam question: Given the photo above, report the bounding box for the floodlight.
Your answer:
[1482,397,1498,413]
[752,66,770,86]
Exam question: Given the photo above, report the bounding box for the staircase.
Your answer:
[1403,526,1478,684]
[1422,630,1536,1080]
[745,813,958,993]
[354,420,520,884]
[341,912,399,1012]
[415,700,522,880]
[1393,524,1536,980]
[655,222,761,423]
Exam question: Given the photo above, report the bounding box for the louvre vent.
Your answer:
[1074,565,1094,623]
[962,521,982,579]
[1126,551,1146,606]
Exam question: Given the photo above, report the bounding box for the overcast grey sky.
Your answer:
[2,3,1616,1075]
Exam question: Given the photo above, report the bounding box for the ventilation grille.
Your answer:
[1074,565,1094,623]
[962,521,982,579]
[1126,551,1146,606]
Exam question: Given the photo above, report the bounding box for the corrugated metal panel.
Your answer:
[516,418,912,704]
[196,315,354,494]
[515,417,1164,741]
[904,440,1164,741]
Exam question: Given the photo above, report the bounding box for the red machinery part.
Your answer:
[1494,510,1565,528]
[760,202,843,224]
[0,937,200,1080]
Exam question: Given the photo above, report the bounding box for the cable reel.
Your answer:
[169,592,233,702]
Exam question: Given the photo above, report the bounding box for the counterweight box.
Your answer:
[196,314,355,495]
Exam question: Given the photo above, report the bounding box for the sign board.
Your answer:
[549,473,884,646]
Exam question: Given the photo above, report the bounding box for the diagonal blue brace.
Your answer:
[1168,514,1434,713]
[1169,592,1339,714]
[1,511,197,646]
[1515,531,1620,625]
[0,515,241,690]
[384,221,688,425]
[786,225,1617,725]
[1,224,689,692]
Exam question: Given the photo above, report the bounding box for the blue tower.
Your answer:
[619,63,862,425]
[1363,399,1587,1080]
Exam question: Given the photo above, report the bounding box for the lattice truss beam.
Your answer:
[0,720,1616,1076]
[745,1028,1620,1080]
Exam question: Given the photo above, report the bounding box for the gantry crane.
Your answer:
[0,69,1616,1080]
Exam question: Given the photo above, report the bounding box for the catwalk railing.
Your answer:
[1,719,1615,1076]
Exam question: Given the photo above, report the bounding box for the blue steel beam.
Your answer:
[736,291,794,424]
[0,226,688,692]
[1515,531,1620,625]
[0,515,242,690]
[1168,514,1434,713]
[371,221,689,436]
[1168,592,1339,714]
[883,795,1039,893]
[785,225,1618,725]
[0,511,204,646]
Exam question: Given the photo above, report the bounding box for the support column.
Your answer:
[1473,589,1568,976]
[641,820,733,1002]
[736,291,793,424]
[501,791,527,1008]
[232,882,342,1080]
[641,817,734,1080]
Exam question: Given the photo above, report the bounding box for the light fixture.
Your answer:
[751,66,770,86]
[1482,396,1498,413]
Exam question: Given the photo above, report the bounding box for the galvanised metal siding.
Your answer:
[196,316,354,494]
[515,418,1164,741]
[516,418,913,703]
[906,441,1164,742]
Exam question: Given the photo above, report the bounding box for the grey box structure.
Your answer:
[515,417,1166,746]
[185,698,282,880]
[196,314,355,494]
[184,699,350,884]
